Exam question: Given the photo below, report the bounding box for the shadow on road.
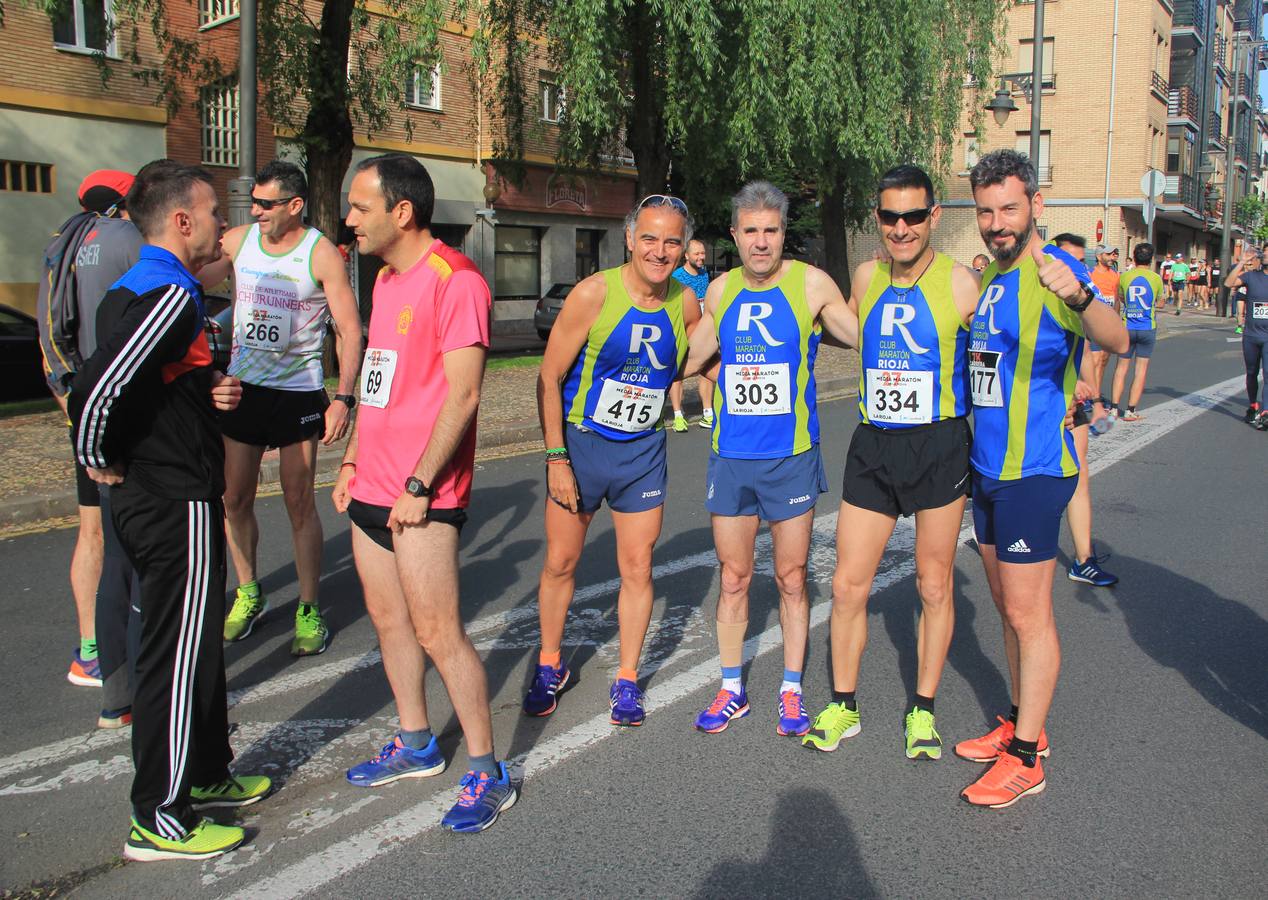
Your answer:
[691,788,879,899]
[1072,555,1268,740]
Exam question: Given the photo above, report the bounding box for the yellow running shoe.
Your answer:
[123,817,244,862]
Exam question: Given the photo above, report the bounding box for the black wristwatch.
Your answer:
[404,476,432,498]
[334,393,357,409]
[1067,284,1096,314]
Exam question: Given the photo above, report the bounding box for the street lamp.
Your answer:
[981,0,1045,176]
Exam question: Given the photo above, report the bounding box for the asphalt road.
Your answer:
[1,314,1265,898]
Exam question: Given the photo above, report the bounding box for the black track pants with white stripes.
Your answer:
[111,481,233,837]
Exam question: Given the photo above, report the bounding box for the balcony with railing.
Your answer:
[1171,0,1208,50]
[1210,111,1225,146]
[1214,33,1229,72]
[1164,172,1200,209]
[1168,85,1201,124]
[1236,137,1251,165]
[1152,71,1169,100]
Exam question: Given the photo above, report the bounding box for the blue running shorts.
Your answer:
[566,425,667,514]
[971,472,1077,564]
[705,446,827,521]
[1120,329,1156,359]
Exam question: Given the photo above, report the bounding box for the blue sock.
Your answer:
[780,668,802,695]
[399,727,433,750]
[468,752,498,776]
[721,665,742,693]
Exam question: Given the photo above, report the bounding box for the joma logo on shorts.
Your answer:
[787,494,811,504]
[641,489,662,499]
[300,413,323,424]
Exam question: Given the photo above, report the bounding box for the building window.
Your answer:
[199,0,239,27]
[1016,37,1055,90]
[0,160,55,194]
[52,0,115,54]
[1014,131,1052,183]
[576,229,603,280]
[963,135,979,172]
[406,64,441,111]
[541,78,565,123]
[494,226,541,299]
[201,80,240,168]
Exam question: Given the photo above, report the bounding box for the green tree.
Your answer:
[488,0,998,286]
[1236,194,1268,244]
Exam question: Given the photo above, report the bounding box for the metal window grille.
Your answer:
[199,0,238,26]
[0,160,55,193]
[201,81,240,168]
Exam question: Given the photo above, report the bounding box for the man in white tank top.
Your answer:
[199,160,362,657]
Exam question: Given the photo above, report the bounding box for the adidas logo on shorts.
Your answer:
[1006,539,1031,554]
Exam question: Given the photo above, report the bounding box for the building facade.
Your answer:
[847,0,1265,271]
[0,0,635,329]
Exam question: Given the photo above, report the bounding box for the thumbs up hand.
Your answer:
[1031,241,1093,306]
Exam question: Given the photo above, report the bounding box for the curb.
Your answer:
[0,375,858,530]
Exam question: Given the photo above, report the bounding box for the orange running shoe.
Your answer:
[960,752,1045,808]
[953,715,1050,763]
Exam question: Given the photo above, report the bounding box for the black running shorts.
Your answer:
[346,498,468,552]
[219,382,329,449]
[841,416,971,518]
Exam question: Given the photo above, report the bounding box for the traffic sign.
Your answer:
[1142,197,1156,225]
[1141,169,1166,200]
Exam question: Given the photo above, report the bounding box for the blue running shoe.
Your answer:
[609,678,645,726]
[346,736,446,787]
[776,690,811,736]
[1068,554,1119,587]
[440,762,518,833]
[523,663,571,717]
[695,688,749,733]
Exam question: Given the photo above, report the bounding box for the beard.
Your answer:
[985,219,1034,267]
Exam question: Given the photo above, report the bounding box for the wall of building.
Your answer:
[0,108,166,313]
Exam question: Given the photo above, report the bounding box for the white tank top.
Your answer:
[229,225,328,391]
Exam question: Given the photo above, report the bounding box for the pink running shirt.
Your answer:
[350,240,491,509]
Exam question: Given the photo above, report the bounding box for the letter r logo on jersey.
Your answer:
[629,323,668,370]
[1129,283,1148,307]
[977,283,1005,335]
[879,302,930,354]
[736,302,786,346]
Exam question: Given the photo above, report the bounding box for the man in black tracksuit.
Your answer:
[69,160,270,861]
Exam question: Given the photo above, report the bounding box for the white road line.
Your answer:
[227,375,1245,900]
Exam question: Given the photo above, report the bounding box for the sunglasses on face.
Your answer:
[637,194,689,216]
[877,206,933,227]
[251,195,299,210]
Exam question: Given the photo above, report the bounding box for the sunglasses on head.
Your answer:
[637,194,689,216]
[251,195,299,210]
[877,206,933,227]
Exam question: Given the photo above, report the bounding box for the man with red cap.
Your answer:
[36,168,144,727]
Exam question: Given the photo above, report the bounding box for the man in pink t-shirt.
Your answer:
[332,155,515,833]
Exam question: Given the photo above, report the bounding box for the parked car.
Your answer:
[532,283,575,340]
[204,295,233,372]
[0,304,51,402]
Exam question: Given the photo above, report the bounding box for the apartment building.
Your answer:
[0,1,634,328]
[869,0,1266,270]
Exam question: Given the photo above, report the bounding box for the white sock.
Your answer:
[780,679,803,695]
[721,675,743,694]
[674,409,684,416]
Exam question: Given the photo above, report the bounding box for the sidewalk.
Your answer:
[0,347,860,531]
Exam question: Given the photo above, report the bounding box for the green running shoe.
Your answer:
[291,603,330,656]
[801,701,861,752]
[224,586,267,642]
[903,706,942,760]
[123,817,245,862]
[672,411,689,433]
[190,774,272,809]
